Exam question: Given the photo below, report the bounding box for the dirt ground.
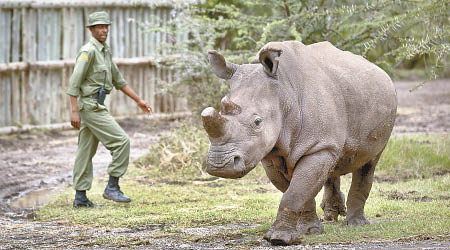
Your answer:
[393,79,450,134]
[0,79,449,249]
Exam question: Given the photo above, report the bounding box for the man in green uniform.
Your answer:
[67,11,152,208]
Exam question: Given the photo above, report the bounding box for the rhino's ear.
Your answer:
[208,50,238,79]
[259,49,281,78]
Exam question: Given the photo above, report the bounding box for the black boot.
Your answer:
[103,176,131,203]
[73,190,94,208]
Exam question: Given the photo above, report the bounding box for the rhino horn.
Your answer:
[259,49,281,77]
[208,50,238,79]
[201,107,226,138]
[221,96,241,115]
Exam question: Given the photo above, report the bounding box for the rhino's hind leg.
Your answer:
[297,199,324,235]
[320,177,347,221]
[343,153,381,226]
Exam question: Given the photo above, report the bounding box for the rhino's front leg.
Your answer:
[297,199,324,235]
[261,157,289,193]
[320,176,347,221]
[264,151,336,245]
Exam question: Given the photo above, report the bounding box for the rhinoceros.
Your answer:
[201,41,397,245]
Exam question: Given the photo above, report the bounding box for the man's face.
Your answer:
[89,24,109,43]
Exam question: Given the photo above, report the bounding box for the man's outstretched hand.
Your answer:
[138,100,153,114]
[120,85,153,115]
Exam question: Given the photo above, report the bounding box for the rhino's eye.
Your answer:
[254,118,262,127]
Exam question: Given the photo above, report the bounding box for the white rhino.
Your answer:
[201,41,397,245]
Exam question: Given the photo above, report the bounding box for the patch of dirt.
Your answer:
[0,79,449,249]
[383,190,450,202]
[393,79,450,134]
[0,117,182,209]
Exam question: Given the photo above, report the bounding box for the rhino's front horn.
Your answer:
[201,107,226,138]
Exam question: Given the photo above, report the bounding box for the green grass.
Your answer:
[377,133,450,181]
[37,125,450,245]
[39,166,278,228]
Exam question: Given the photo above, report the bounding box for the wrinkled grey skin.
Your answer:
[201,41,397,246]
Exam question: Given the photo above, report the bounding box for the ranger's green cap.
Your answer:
[86,11,111,27]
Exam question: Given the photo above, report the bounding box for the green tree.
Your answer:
[151,0,449,111]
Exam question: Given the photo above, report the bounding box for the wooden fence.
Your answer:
[0,0,193,127]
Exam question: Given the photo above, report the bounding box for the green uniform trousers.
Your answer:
[73,101,130,191]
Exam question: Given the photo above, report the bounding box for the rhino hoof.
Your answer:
[320,193,347,222]
[323,211,338,222]
[264,229,302,246]
[297,218,324,235]
[323,206,347,222]
[343,216,370,226]
[300,224,323,235]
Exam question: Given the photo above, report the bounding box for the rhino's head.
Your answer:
[202,49,283,179]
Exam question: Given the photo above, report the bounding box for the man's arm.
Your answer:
[69,95,81,129]
[67,50,92,129]
[120,85,153,114]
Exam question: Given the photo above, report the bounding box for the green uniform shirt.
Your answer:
[66,37,127,105]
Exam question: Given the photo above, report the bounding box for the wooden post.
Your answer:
[130,7,137,57]
[62,8,71,59]
[149,65,155,112]
[110,8,119,56]
[0,9,10,126]
[137,7,143,57]
[155,8,161,56]
[119,7,125,57]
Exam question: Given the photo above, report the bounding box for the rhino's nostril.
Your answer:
[233,156,241,169]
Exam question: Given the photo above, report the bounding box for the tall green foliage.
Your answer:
[148,8,229,113]
[151,0,449,111]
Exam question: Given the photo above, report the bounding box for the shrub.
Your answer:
[134,124,210,178]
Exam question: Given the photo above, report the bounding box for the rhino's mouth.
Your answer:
[206,147,238,168]
[207,153,240,169]
[206,152,247,179]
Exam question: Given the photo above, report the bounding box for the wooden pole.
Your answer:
[0,56,177,73]
[0,0,196,9]
[0,111,191,135]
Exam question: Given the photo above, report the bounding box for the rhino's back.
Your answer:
[307,42,370,70]
[307,42,397,171]
[307,41,396,121]
[307,41,392,90]
[274,40,396,119]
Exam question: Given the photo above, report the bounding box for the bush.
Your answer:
[134,124,210,178]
